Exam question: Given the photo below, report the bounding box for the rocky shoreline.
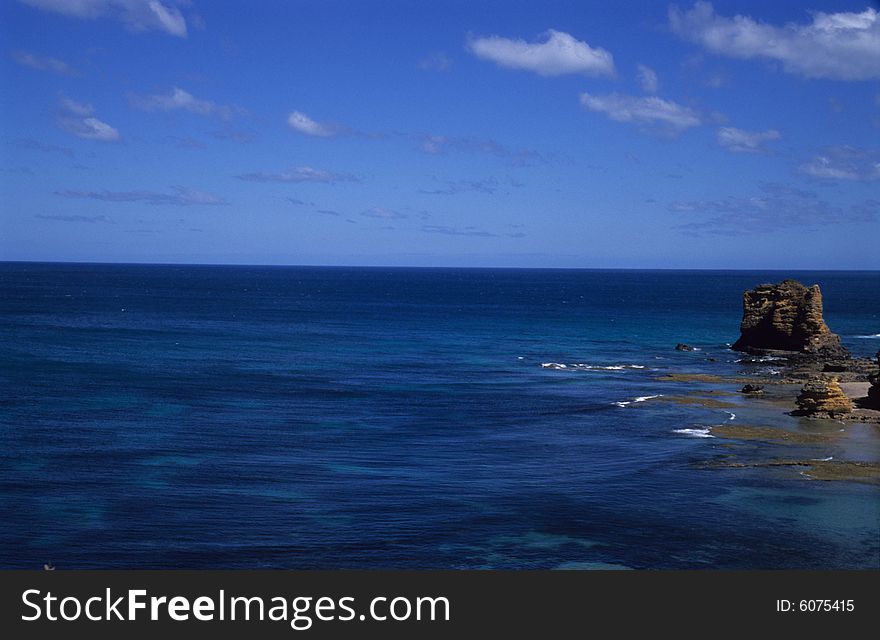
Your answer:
[672,279,880,484]
[726,279,879,422]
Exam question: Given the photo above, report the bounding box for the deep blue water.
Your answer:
[1,263,878,569]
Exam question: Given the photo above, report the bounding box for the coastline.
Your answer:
[653,370,880,483]
[649,277,879,486]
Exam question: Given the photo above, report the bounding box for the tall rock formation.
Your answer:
[731,280,846,356]
[795,378,853,417]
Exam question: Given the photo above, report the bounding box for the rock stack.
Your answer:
[731,280,847,357]
[795,378,853,417]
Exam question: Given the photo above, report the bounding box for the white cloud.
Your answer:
[57,96,120,142]
[636,64,659,93]
[11,50,75,75]
[716,126,781,153]
[130,87,237,119]
[669,2,880,81]
[287,111,343,137]
[467,29,615,77]
[19,0,188,37]
[237,166,358,184]
[579,92,701,135]
[798,147,880,181]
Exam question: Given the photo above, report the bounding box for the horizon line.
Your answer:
[1,259,879,272]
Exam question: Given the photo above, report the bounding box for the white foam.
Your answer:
[854,334,880,338]
[673,428,715,438]
[724,411,736,421]
[542,362,646,371]
[612,394,661,407]
[812,456,834,462]
[580,364,646,371]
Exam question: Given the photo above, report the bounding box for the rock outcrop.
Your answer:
[675,343,696,351]
[867,351,880,409]
[731,280,847,357]
[795,378,853,417]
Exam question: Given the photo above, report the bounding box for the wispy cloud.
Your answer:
[670,183,877,235]
[19,0,189,37]
[130,87,240,120]
[418,52,453,72]
[237,166,359,184]
[13,138,75,157]
[361,208,407,220]
[419,177,501,195]
[418,135,448,155]
[413,133,542,165]
[287,111,347,138]
[35,214,113,223]
[828,97,846,113]
[669,2,880,81]
[716,126,781,154]
[423,225,494,237]
[636,64,659,93]
[467,29,615,77]
[55,186,228,205]
[11,50,76,75]
[172,136,208,150]
[798,146,880,181]
[1,166,35,175]
[56,96,120,142]
[282,111,542,164]
[210,126,255,144]
[579,92,701,135]
[422,224,525,238]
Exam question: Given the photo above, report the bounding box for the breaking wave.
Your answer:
[612,394,663,407]
[673,427,715,438]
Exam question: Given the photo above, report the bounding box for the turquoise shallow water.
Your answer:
[0,264,878,568]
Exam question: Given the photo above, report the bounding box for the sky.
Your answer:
[1,0,878,269]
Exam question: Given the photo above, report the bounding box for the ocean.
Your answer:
[1,263,878,569]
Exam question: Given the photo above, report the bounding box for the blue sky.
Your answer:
[1,0,878,268]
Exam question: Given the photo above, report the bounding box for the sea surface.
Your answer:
[1,264,878,569]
